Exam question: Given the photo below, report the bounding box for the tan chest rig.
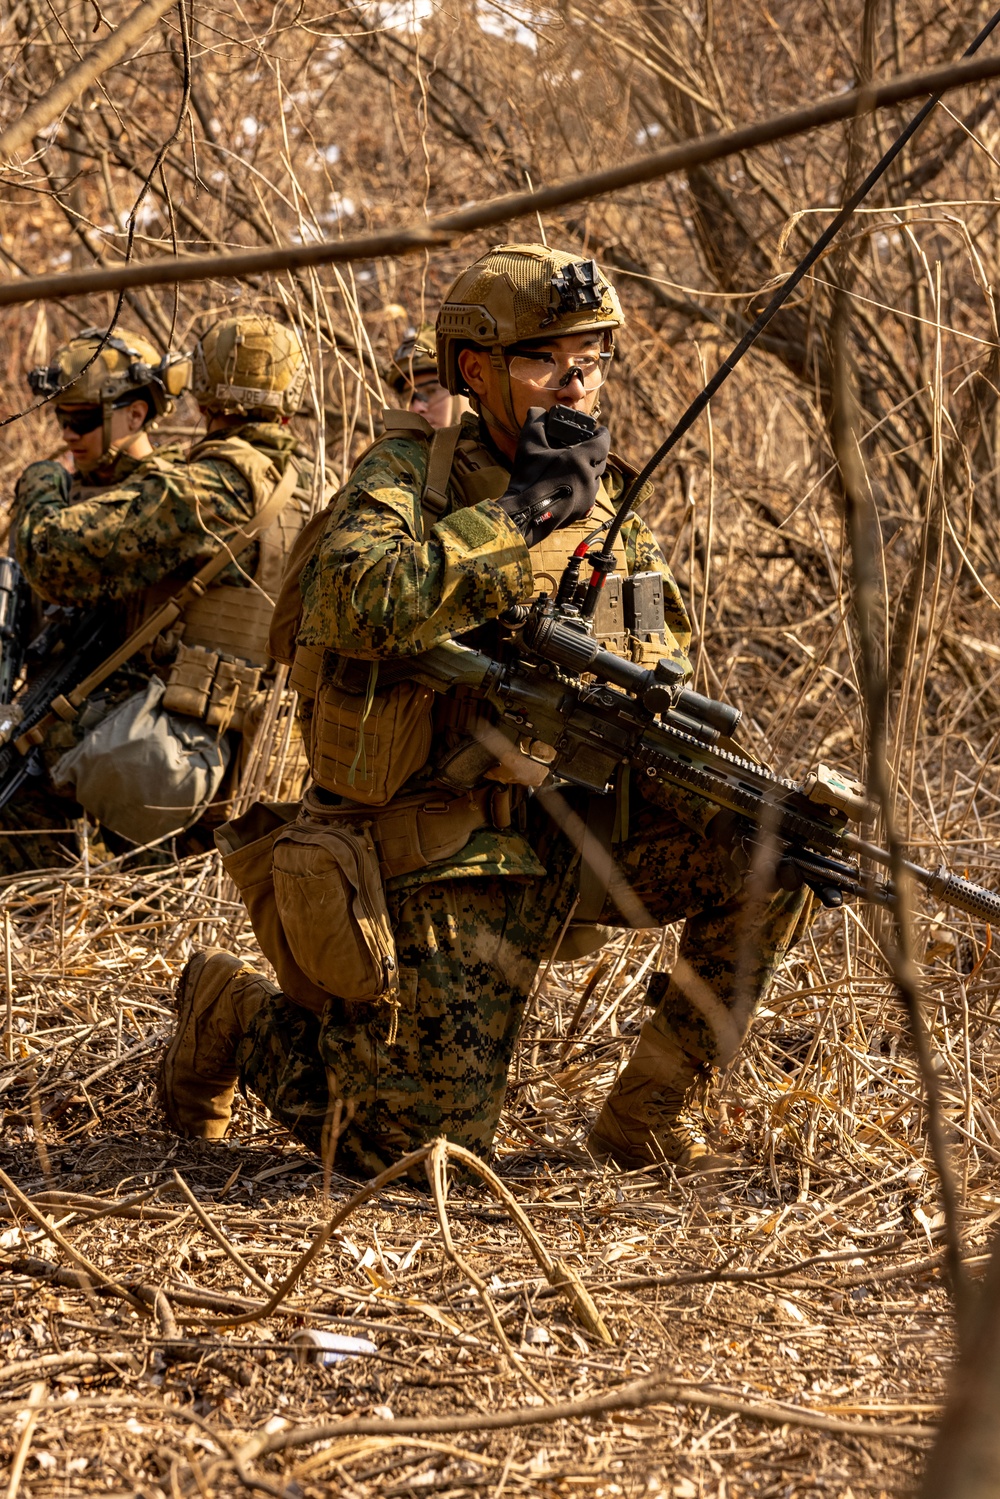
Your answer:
[125,438,309,733]
[287,410,669,807]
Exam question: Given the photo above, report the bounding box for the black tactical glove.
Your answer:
[496,406,611,548]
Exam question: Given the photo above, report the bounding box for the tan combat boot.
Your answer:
[587,1022,733,1174]
[160,950,277,1139]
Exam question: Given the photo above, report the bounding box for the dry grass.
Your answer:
[1,840,998,1496]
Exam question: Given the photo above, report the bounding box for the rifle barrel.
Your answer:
[844,833,1000,924]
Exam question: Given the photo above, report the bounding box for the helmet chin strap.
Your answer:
[95,393,117,471]
[487,348,522,443]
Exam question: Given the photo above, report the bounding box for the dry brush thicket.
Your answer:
[1,1,1000,1495]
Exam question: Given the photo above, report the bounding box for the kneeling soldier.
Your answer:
[161,246,810,1176]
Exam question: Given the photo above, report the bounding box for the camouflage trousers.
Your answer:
[236,784,811,1175]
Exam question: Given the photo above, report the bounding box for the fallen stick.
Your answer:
[244,1370,933,1463]
[3,1255,471,1343]
[0,1350,115,1385]
[0,1169,149,1315]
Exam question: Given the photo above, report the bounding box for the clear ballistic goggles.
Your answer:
[506,347,612,391]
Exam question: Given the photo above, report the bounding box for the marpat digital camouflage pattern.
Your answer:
[235,415,808,1168]
[237,786,809,1173]
[298,412,689,661]
[182,245,811,1173]
[2,424,302,874]
[13,424,299,607]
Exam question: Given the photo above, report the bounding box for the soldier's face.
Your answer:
[55,399,148,472]
[460,333,608,434]
[408,372,453,429]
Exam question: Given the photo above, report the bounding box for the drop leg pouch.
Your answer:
[270,808,399,1014]
[214,802,331,1016]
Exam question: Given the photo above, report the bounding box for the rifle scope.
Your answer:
[525,613,741,738]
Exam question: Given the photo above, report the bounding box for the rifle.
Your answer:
[0,556,30,708]
[412,595,1000,927]
[0,607,111,812]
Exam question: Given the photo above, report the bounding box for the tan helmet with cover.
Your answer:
[28,326,190,416]
[436,243,624,432]
[192,314,307,417]
[387,324,439,393]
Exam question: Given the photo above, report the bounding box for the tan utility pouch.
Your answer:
[272,805,400,1030]
[302,782,505,879]
[163,643,219,718]
[310,671,433,807]
[163,644,262,734]
[215,802,331,1016]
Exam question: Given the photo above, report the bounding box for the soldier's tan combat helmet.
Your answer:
[387,324,438,393]
[436,243,624,432]
[192,314,307,418]
[28,327,190,419]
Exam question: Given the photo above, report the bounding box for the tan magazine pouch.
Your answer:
[310,668,434,807]
[272,810,401,1035]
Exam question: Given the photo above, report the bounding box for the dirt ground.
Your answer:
[1,857,994,1498]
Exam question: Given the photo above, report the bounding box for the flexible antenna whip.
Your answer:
[593,7,1000,577]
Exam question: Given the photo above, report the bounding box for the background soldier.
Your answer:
[386,324,467,428]
[6,314,309,871]
[161,246,810,1178]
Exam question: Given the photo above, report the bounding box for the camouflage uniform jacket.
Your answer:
[297,413,700,885]
[14,422,301,609]
[298,412,691,661]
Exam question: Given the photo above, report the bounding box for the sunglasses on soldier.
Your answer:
[54,405,104,437]
[55,389,149,437]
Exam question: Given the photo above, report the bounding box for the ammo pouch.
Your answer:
[293,651,434,807]
[163,641,262,734]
